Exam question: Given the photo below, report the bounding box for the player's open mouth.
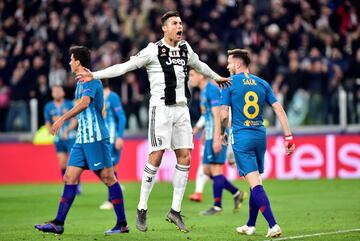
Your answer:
[176,31,182,37]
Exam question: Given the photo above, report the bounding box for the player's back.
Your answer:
[201,82,221,140]
[223,72,277,136]
[104,91,124,143]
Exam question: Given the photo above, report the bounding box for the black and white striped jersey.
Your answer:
[93,38,221,107]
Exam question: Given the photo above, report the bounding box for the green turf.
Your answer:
[0,179,360,241]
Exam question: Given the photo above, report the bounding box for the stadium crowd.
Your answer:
[0,0,359,132]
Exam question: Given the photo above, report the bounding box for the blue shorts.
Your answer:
[232,131,266,176]
[110,144,122,165]
[54,139,75,153]
[202,139,227,165]
[68,138,112,171]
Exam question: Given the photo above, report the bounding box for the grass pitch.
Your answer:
[0,179,360,241]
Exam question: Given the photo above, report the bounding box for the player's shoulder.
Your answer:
[178,40,188,47]
[208,82,220,92]
[88,79,102,86]
[83,79,102,91]
[250,74,271,89]
[136,42,158,56]
[251,74,266,83]
[179,40,191,51]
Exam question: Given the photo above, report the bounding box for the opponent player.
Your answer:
[189,69,246,215]
[76,11,230,233]
[99,80,126,210]
[44,85,80,193]
[34,46,128,235]
[220,49,295,238]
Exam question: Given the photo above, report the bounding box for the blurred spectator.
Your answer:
[346,48,360,123]
[0,78,10,131]
[5,60,31,132]
[121,72,144,130]
[49,58,67,87]
[305,51,328,125]
[30,74,51,127]
[281,56,306,110]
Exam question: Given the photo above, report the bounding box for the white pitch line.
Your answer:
[264,228,360,241]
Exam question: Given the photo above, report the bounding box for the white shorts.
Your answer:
[148,104,194,153]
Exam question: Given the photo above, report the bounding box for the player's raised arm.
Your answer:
[186,43,231,88]
[272,102,295,155]
[76,43,155,82]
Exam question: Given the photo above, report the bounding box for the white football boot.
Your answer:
[236,225,256,235]
[266,224,282,238]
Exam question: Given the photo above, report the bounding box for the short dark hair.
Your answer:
[227,49,251,67]
[69,46,91,68]
[161,11,180,26]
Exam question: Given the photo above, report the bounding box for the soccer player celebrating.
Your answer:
[76,11,230,233]
[34,46,128,235]
[220,49,295,238]
[189,69,246,215]
[44,85,80,193]
[99,80,126,210]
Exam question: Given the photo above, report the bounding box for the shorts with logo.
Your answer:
[202,139,227,164]
[232,130,266,176]
[148,103,193,153]
[68,138,112,170]
[54,139,75,153]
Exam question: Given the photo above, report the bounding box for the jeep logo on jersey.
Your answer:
[165,57,186,66]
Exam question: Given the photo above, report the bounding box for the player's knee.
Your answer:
[101,173,117,186]
[177,151,191,165]
[203,166,211,176]
[63,173,78,184]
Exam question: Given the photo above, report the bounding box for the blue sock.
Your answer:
[61,169,66,176]
[108,182,127,227]
[213,175,225,208]
[252,185,277,228]
[55,184,78,224]
[107,171,118,202]
[247,189,259,227]
[222,175,238,195]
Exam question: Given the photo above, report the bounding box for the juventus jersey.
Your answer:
[93,39,221,107]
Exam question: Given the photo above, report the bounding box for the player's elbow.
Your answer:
[272,102,282,112]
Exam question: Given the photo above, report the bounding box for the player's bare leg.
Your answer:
[57,152,67,176]
[136,150,163,232]
[166,148,190,233]
[58,152,81,194]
